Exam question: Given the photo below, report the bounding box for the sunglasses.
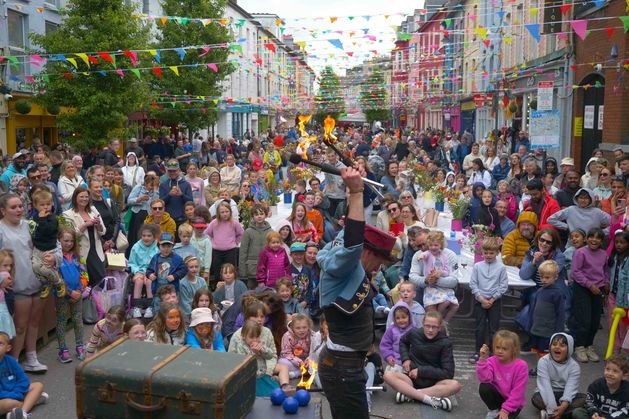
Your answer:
[401,195,412,199]
[538,237,553,245]
[600,173,611,177]
[29,175,41,180]
[388,207,399,213]
[152,206,163,211]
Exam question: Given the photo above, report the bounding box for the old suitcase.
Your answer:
[76,338,257,419]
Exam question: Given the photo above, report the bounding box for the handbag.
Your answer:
[423,208,439,228]
[82,289,99,324]
[93,276,125,319]
[115,232,129,252]
[106,252,127,271]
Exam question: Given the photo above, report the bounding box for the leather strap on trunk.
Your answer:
[142,345,190,418]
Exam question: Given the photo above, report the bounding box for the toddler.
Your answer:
[128,224,160,318]
[528,260,566,354]
[173,223,200,260]
[185,308,225,351]
[56,228,87,363]
[0,250,16,340]
[386,281,425,328]
[279,313,314,379]
[179,256,208,323]
[145,302,186,346]
[256,231,290,288]
[572,353,629,419]
[418,231,459,325]
[30,189,65,298]
[0,332,48,419]
[380,303,416,373]
[85,305,125,357]
[477,330,529,419]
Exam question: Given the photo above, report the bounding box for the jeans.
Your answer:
[479,383,521,418]
[323,219,337,243]
[371,293,388,310]
[474,299,501,352]
[319,348,369,419]
[569,283,604,348]
[365,362,375,411]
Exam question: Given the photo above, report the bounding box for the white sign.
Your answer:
[598,106,604,131]
[584,105,595,129]
[530,110,561,149]
[537,81,554,111]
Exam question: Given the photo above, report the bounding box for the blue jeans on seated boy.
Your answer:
[372,293,389,313]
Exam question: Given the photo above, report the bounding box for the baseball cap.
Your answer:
[290,242,306,253]
[189,308,216,327]
[166,159,179,171]
[190,217,207,229]
[12,149,29,159]
[159,232,175,245]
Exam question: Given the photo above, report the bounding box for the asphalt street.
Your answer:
[25,314,610,419]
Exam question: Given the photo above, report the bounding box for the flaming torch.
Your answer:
[296,359,318,390]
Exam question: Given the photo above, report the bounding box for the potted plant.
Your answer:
[432,186,446,212]
[282,179,292,204]
[448,197,469,231]
[14,100,32,115]
[238,201,253,229]
[46,104,61,115]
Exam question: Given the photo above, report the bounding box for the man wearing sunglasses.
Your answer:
[158,159,193,228]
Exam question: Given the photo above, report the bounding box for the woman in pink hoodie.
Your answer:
[477,330,528,419]
[256,231,290,288]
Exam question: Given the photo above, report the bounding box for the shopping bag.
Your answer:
[115,232,129,252]
[82,289,99,324]
[93,277,124,319]
[423,208,439,227]
[106,252,127,271]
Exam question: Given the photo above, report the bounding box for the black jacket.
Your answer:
[399,328,455,381]
[554,187,579,209]
[585,377,629,417]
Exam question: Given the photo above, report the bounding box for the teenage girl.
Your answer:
[145,303,186,346]
[205,201,244,284]
[607,230,629,352]
[123,319,146,341]
[477,330,529,419]
[0,250,16,340]
[56,227,87,363]
[569,228,609,363]
[279,313,314,379]
[85,305,125,357]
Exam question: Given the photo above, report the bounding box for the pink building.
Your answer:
[390,39,409,128]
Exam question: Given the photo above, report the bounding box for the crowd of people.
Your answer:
[0,126,626,419]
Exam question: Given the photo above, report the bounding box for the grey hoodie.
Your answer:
[536,333,581,412]
[547,188,610,236]
[238,220,272,278]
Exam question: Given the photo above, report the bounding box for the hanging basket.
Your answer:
[508,102,518,113]
[46,104,61,115]
[14,100,32,115]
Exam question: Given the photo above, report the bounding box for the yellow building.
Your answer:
[2,96,59,155]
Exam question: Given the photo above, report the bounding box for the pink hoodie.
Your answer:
[280,329,313,368]
[476,356,528,413]
[256,246,290,288]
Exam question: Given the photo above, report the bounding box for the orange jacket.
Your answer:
[306,208,323,243]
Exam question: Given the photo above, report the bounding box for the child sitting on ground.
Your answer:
[477,330,529,419]
[571,353,629,419]
[85,305,125,357]
[179,256,208,324]
[380,303,416,373]
[145,302,186,346]
[123,319,146,342]
[276,277,305,322]
[212,263,247,311]
[0,332,48,419]
[532,333,585,419]
[279,313,314,379]
[185,308,225,352]
[192,288,222,332]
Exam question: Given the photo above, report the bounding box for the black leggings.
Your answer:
[479,383,521,418]
[210,248,238,285]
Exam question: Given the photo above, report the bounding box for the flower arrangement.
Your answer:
[267,176,279,207]
[448,197,470,220]
[410,160,432,192]
[238,200,254,229]
[432,186,447,204]
[462,224,502,254]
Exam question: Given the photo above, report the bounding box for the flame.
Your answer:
[323,115,337,144]
[297,114,312,138]
[296,359,318,390]
[297,136,313,160]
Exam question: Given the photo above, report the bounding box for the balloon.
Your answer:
[270,388,286,406]
[294,389,311,406]
[282,397,299,414]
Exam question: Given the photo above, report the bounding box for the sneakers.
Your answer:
[375,306,386,314]
[395,392,412,403]
[574,346,589,363]
[529,368,538,377]
[35,392,49,407]
[586,346,600,362]
[58,349,72,363]
[468,352,480,364]
[429,396,453,411]
[6,407,28,419]
[383,307,391,314]
[55,281,66,298]
[485,409,500,419]
[132,307,143,318]
[40,284,51,299]
[76,344,86,361]
[143,307,154,318]
[23,358,48,373]
[520,343,534,354]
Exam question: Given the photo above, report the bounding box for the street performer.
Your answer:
[317,165,396,418]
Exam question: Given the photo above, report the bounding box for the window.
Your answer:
[8,10,27,49]
[45,0,61,8]
[45,21,59,35]
[142,0,150,14]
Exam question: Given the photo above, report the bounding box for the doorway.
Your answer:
[580,74,605,171]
